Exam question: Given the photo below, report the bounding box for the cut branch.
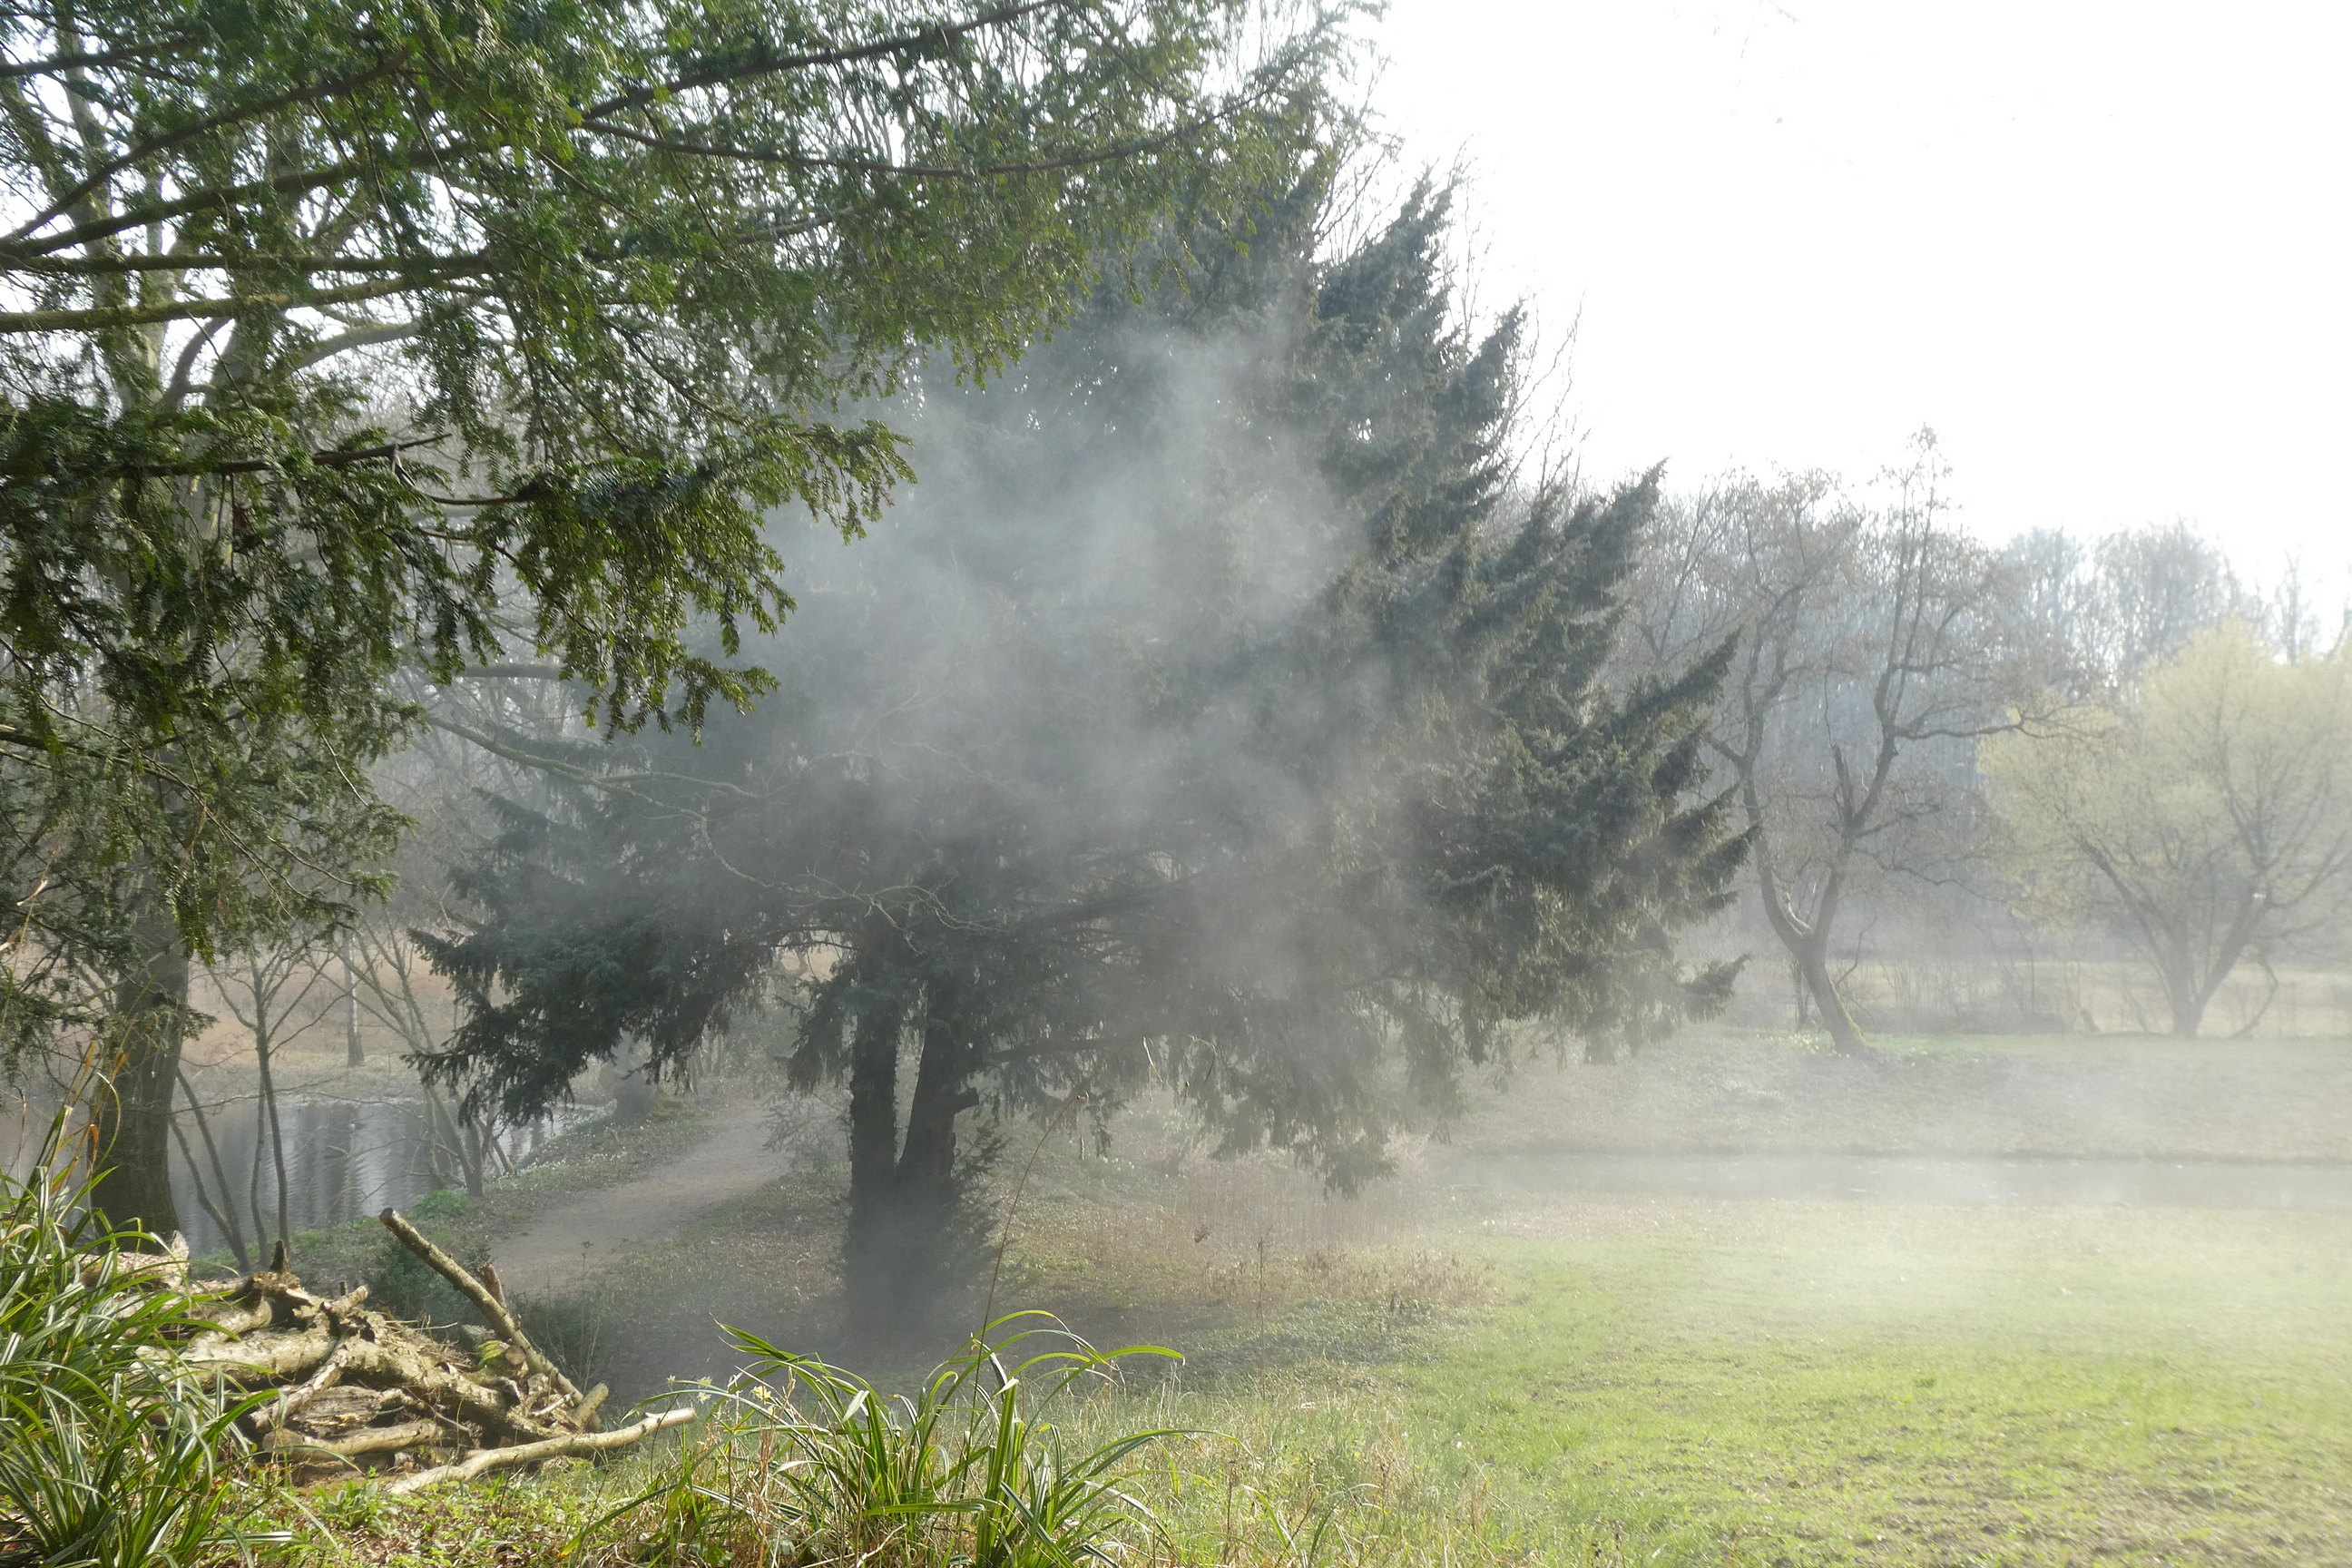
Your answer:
[377,1207,582,1404]
[381,1406,698,1495]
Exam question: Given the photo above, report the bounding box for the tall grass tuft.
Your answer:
[592,1312,1186,1566]
[0,1114,279,1568]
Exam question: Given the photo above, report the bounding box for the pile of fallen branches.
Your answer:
[135,1210,691,1494]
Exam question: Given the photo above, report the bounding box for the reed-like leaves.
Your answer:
[592,1312,1188,1566]
[0,1114,277,1568]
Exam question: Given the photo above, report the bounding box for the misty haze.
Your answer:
[3,4,2346,1566]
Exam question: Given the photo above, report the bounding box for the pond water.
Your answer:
[1460,1149,2352,1210]
[163,1096,584,1261]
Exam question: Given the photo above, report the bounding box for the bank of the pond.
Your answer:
[1456,1149,2352,1210]
[239,1093,718,1315]
[163,1093,590,1259]
[1449,1027,2352,1166]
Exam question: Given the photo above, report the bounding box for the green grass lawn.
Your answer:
[1077,1199,2352,1566]
[271,1198,2352,1566]
[259,1036,2352,1566]
[505,1076,2352,1565]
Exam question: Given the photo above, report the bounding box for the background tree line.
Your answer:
[1625,466,2352,1048]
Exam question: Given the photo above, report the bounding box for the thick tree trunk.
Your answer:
[2124,898,2266,1040]
[841,983,984,1339]
[897,986,980,1210]
[2164,958,2212,1037]
[843,996,905,1280]
[1750,846,1869,1057]
[90,911,188,1237]
[1741,765,1871,1058]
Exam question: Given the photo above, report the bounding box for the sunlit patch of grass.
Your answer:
[1370,1209,2352,1566]
[1076,1378,1728,1567]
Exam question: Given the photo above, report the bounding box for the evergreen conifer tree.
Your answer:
[424,177,1747,1329]
[0,0,1332,1231]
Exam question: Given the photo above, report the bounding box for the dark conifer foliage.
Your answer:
[0,0,1332,1231]
[424,179,1746,1328]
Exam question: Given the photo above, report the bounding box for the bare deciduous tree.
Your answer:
[1628,433,2061,1053]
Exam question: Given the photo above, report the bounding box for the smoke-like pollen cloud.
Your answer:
[422,179,1748,1332]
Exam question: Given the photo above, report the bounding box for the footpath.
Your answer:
[488,1097,779,1298]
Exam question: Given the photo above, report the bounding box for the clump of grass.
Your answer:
[1076,1379,1722,1568]
[0,1118,286,1568]
[589,1312,1187,1566]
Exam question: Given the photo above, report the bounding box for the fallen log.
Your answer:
[296,1418,447,1460]
[114,1208,675,1488]
[85,1230,189,1290]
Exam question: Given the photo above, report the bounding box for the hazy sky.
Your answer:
[1370,1,2350,586]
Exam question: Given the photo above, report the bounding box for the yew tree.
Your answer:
[0,0,1335,1233]
[422,180,1748,1330]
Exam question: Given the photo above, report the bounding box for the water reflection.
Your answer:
[166,1097,582,1260]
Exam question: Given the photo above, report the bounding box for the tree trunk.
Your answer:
[1740,757,1871,1056]
[89,911,188,1237]
[344,945,365,1066]
[894,989,982,1243]
[604,1037,658,1125]
[253,971,292,1249]
[1796,939,1868,1055]
[841,983,983,1339]
[2164,952,2210,1037]
[1750,846,1869,1057]
[842,996,905,1284]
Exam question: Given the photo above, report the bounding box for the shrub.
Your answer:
[0,1120,282,1567]
[364,1216,493,1328]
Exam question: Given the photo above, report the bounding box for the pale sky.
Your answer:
[1369,0,2351,588]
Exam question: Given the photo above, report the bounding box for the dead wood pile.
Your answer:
[134,1209,691,1494]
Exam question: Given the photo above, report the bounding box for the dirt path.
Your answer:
[492,1097,777,1300]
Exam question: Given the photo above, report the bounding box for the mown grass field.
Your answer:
[1399,1208,2348,1563]
[285,1195,2352,1567]
[986,1040,2352,1566]
[270,1033,2352,1565]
